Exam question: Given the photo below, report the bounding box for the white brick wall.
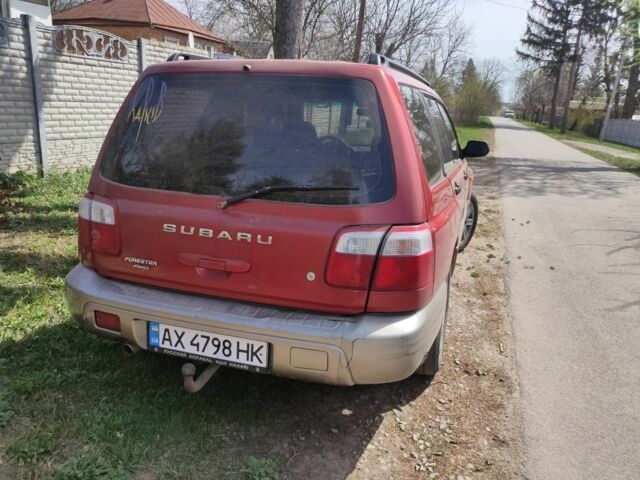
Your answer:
[0,20,214,174]
[0,18,38,173]
[36,25,139,171]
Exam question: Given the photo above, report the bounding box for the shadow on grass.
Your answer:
[0,210,78,234]
[0,170,88,234]
[0,249,77,279]
[0,318,431,479]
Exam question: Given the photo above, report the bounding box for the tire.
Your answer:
[415,275,450,377]
[457,193,478,253]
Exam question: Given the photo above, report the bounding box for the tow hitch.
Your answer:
[181,362,220,393]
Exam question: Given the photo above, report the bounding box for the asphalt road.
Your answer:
[491,117,640,480]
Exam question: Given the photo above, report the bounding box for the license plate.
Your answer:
[147,322,270,373]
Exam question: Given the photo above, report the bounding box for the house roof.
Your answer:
[53,0,225,43]
[230,40,273,59]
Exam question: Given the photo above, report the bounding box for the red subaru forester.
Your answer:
[65,53,487,386]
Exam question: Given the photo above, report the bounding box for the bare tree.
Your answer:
[226,0,277,41]
[274,0,304,58]
[365,0,453,60]
[300,0,340,57]
[315,0,359,60]
[180,0,202,18]
[421,16,472,92]
[479,58,505,93]
[196,0,461,66]
[201,0,339,55]
[49,0,90,13]
[514,68,553,121]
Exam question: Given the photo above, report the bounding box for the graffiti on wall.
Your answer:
[53,26,128,62]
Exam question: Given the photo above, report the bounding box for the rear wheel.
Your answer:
[415,275,450,377]
[458,194,478,253]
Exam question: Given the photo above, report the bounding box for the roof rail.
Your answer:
[367,53,431,87]
[166,52,212,62]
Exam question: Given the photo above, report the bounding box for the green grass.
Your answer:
[456,116,494,147]
[517,119,640,177]
[517,119,640,155]
[571,147,640,177]
[241,457,279,480]
[0,170,296,479]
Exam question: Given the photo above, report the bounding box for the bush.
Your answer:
[570,109,604,136]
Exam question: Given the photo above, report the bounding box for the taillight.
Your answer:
[326,227,388,289]
[372,224,434,291]
[78,193,120,266]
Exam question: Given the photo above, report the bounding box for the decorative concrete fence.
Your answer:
[601,119,640,149]
[0,15,210,175]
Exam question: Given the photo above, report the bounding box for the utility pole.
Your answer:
[600,37,629,141]
[352,0,366,62]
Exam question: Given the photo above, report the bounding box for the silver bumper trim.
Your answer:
[65,265,446,385]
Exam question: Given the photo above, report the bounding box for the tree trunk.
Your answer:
[622,30,639,118]
[560,27,583,133]
[352,0,366,62]
[622,4,639,118]
[549,69,562,128]
[274,0,304,59]
[600,37,628,140]
[374,33,384,54]
[622,62,639,118]
[549,23,570,129]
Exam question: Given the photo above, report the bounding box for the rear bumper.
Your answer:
[64,265,446,385]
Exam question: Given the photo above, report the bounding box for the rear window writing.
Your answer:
[100,74,394,205]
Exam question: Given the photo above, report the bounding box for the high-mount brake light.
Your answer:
[326,227,387,289]
[78,194,120,266]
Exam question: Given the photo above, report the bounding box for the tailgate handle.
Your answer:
[179,253,251,273]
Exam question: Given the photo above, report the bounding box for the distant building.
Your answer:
[1,0,52,25]
[230,40,274,59]
[53,0,226,55]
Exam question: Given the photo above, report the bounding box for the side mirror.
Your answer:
[461,140,489,158]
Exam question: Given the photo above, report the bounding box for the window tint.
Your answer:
[100,74,394,205]
[424,97,460,173]
[304,101,374,150]
[437,103,461,162]
[399,86,443,184]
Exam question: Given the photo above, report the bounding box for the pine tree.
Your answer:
[519,0,616,131]
[517,0,572,128]
[559,0,616,133]
[460,59,479,87]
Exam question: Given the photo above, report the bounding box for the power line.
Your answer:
[481,0,529,11]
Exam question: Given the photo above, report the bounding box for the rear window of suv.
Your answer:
[100,73,395,205]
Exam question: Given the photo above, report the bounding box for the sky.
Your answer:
[457,0,531,100]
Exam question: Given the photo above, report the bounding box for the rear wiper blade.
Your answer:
[218,185,359,209]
